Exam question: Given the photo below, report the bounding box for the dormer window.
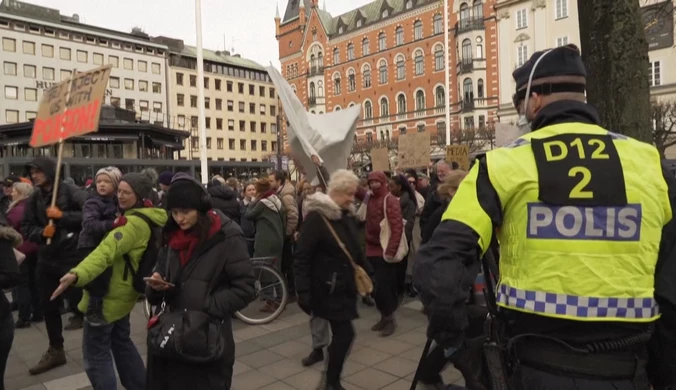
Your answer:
[382,9,389,18]
[338,26,344,34]
[357,19,362,27]
[406,0,413,9]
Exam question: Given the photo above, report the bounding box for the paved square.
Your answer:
[6,299,465,390]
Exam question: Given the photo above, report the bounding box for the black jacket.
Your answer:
[420,187,443,232]
[399,192,416,243]
[0,215,21,318]
[414,101,676,387]
[145,210,254,390]
[21,157,87,270]
[294,193,373,321]
[207,185,241,224]
[421,198,449,245]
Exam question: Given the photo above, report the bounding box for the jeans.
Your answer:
[326,320,355,385]
[17,253,40,322]
[82,315,145,390]
[0,313,14,390]
[37,265,65,348]
[310,316,330,350]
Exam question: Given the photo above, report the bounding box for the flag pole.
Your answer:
[444,0,451,146]
[195,0,208,183]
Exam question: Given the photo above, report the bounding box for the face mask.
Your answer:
[516,49,554,133]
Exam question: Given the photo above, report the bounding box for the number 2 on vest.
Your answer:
[568,166,593,199]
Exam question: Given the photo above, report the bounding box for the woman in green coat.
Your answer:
[245,177,285,312]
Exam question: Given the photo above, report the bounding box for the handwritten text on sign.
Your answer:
[30,65,112,148]
[446,145,470,171]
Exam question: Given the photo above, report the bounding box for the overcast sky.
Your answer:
[23,0,373,68]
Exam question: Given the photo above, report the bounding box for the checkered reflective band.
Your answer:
[497,284,659,319]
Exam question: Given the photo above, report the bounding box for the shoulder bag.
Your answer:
[380,194,409,263]
[320,215,373,297]
[146,251,227,364]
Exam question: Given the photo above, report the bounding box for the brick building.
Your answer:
[275,0,499,149]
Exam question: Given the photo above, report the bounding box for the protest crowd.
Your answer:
[0,44,674,390]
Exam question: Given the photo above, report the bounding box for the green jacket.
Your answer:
[71,207,168,323]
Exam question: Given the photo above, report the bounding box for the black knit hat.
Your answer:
[121,171,155,203]
[166,173,212,212]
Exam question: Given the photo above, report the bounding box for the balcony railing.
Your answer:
[457,60,474,75]
[309,65,325,76]
[461,100,475,113]
[455,18,485,35]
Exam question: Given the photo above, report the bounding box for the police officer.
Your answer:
[414,44,676,389]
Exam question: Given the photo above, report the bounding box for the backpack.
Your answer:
[122,213,163,293]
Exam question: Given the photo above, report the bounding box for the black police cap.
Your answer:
[512,44,587,91]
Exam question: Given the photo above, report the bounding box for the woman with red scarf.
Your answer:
[145,174,255,390]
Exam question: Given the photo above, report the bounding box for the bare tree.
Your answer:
[449,125,496,154]
[652,100,676,158]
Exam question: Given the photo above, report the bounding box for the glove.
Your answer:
[112,216,128,229]
[297,293,312,316]
[46,207,63,219]
[42,224,56,238]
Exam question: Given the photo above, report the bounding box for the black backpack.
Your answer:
[122,213,163,293]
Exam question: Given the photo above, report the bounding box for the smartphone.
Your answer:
[143,277,174,287]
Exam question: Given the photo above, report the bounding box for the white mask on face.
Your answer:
[516,49,554,133]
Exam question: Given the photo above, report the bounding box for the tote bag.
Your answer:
[379,195,409,263]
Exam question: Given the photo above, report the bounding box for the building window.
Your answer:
[206,97,211,109]
[240,140,246,150]
[213,79,220,91]
[463,78,474,102]
[347,43,355,60]
[516,8,527,29]
[249,103,255,114]
[334,74,342,95]
[109,55,119,68]
[477,78,484,98]
[123,58,133,70]
[366,133,373,143]
[379,60,388,84]
[125,79,134,90]
[190,75,197,87]
[382,9,389,18]
[229,139,235,150]
[333,48,340,64]
[476,43,483,59]
[260,104,266,115]
[228,119,234,130]
[3,62,16,76]
[139,80,148,92]
[190,116,199,128]
[205,78,210,89]
[25,111,37,120]
[251,140,257,151]
[364,101,373,119]
[60,69,72,81]
[406,0,413,9]
[556,0,568,19]
[363,65,372,88]
[362,38,370,56]
[435,86,445,107]
[152,82,162,94]
[415,50,424,75]
[261,140,267,151]
[397,94,407,115]
[517,45,528,66]
[348,69,356,92]
[396,56,405,80]
[556,36,569,47]
[239,102,245,112]
[125,99,135,111]
[479,114,486,128]
[460,3,470,23]
[205,117,211,129]
[23,64,36,78]
[2,38,15,52]
[139,100,149,111]
[189,95,197,108]
[473,0,484,19]
[417,123,426,132]
[58,46,69,60]
[434,45,444,71]
[152,63,161,74]
[250,122,257,132]
[138,61,147,72]
[272,124,278,135]
[227,100,234,111]
[462,38,473,61]
[227,81,233,92]
[395,27,404,46]
[414,20,423,40]
[42,67,54,80]
[415,90,426,112]
[4,86,18,100]
[153,102,162,113]
[380,97,389,117]
[216,98,222,110]
[93,53,103,65]
[649,61,661,87]
[177,115,186,127]
[177,94,185,106]
[74,50,87,63]
[5,110,19,123]
[110,77,120,88]
[270,88,275,98]
[378,32,387,51]
[23,41,35,55]
[434,14,443,34]
[176,73,184,85]
[271,106,276,116]
[216,138,223,149]
[238,82,244,93]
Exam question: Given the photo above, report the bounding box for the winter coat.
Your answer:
[277,182,299,235]
[70,207,168,323]
[245,194,285,261]
[145,210,254,390]
[294,193,373,321]
[6,199,39,256]
[0,217,22,317]
[21,157,87,271]
[356,171,404,258]
[399,192,416,243]
[208,186,241,223]
[239,199,255,240]
[0,194,9,216]
[77,194,118,250]
[421,198,450,245]
[420,186,443,232]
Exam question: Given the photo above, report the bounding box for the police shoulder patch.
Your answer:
[114,231,123,241]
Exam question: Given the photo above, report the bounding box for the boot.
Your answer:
[380,316,396,337]
[324,382,346,390]
[64,314,84,330]
[302,348,324,367]
[29,346,67,375]
[371,317,388,332]
[85,298,109,327]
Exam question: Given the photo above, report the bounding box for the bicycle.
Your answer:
[143,257,289,325]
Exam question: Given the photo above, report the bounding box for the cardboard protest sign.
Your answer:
[398,132,430,169]
[371,148,390,172]
[446,145,470,171]
[30,65,112,148]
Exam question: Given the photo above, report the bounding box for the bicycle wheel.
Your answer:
[235,264,288,325]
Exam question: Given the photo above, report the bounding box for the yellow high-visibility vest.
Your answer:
[443,123,672,322]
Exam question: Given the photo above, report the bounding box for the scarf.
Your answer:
[168,211,222,267]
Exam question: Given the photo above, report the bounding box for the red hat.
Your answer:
[85,179,93,187]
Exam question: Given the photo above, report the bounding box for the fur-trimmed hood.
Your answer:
[0,225,22,248]
[303,192,355,221]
